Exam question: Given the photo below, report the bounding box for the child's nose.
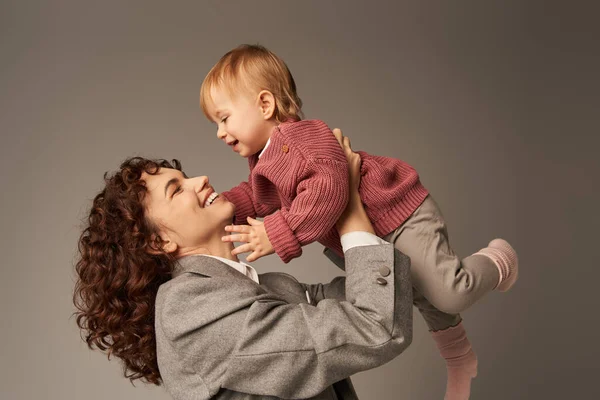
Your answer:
[216,126,226,140]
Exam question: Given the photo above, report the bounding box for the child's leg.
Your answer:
[384,195,514,314]
[414,289,478,400]
[430,319,478,400]
[383,195,513,400]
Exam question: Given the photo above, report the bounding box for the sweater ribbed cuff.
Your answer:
[221,190,256,225]
[264,212,302,264]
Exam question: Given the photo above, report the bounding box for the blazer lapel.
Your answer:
[174,255,310,305]
[174,255,262,288]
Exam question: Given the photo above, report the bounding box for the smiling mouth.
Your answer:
[204,192,219,208]
[227,140,239,150]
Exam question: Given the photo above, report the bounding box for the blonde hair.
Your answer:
[200,44,303,123]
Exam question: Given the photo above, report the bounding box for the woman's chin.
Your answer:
[216,196,235,218]
[204,194,234,218]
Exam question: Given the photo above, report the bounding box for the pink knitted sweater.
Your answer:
[222,119,429,263]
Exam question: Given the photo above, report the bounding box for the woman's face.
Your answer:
[142,168,234,254]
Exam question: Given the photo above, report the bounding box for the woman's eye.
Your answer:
[174,186,182,195]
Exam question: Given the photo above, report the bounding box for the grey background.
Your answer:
[1,1,598,399]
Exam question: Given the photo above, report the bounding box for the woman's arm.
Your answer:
[224,246,412,399]
[157,244,412,399]
[333,128,373,236]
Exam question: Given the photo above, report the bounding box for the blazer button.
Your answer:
[282,144,289,153]
[379,266,391,277]
[376,277,387,286]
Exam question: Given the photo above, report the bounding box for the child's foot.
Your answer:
[431,322,478,400]
[476,238,519,292]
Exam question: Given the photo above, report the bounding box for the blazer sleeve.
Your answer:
[303,276,346,304]
[159,244,412,399]
[304,238,390,304]
[263,158,350,263]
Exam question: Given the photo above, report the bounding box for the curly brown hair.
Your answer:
[73,157,183,385]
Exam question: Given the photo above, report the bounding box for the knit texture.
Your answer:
[476,238,519,291]
[222,119,429,263]
[431,322,478,400]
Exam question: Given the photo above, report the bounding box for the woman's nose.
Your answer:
[192,176,209,193]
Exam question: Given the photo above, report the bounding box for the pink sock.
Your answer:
[431,322,478,400]
[475,238,519,292]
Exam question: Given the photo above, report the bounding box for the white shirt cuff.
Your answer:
[340,231,389,253]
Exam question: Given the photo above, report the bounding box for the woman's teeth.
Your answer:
[204,192,219,207]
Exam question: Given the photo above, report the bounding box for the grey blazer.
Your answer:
[155,244,413,399]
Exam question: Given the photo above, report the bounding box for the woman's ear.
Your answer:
[147,233,178,255]
[257,90,275,120]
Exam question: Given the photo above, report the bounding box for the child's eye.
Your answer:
[221,117,228,123]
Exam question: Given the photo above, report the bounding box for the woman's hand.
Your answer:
[332,128,375,236]
[333,128,361,194]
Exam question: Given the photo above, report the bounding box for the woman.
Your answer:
[73,131,414,399]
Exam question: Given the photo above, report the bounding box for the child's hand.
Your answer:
[222,217,275,262]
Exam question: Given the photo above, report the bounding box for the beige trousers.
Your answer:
[383,195,499,331]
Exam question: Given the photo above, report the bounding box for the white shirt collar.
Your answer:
[199,255,259,283]
[258,137,271,158]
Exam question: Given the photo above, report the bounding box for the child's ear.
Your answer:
[147,233,178,255]
[257,90,275,120]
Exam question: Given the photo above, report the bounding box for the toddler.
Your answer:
[200,44,518,400]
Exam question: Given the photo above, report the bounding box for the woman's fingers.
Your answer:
[332,128,343,146]
[222,234,250,243]
[332,127,360,188]
[343,135,351,150]
[332,128,354,154]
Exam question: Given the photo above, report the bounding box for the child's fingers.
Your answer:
[231,243,254,256]
[225,224,251,234]
[246,217,262,226]
[246,251,261,263]
[222,234,250,243]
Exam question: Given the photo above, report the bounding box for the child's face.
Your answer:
[208,86,274,158]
